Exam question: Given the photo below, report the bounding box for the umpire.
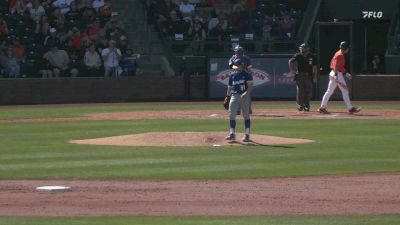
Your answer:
[288,43,317,111]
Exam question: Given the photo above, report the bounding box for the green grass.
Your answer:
[1,216,400,225]
[0,101,398,120]
[0,102,399,224]
[0,118,399,179]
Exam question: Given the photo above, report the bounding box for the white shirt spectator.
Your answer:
[29,5,45,23]
[179,2,195,21]
[44,49,70,70]
[84,50,102,68]
[52,0,74,14]
[92,0,105,11]
[101,48,122,68]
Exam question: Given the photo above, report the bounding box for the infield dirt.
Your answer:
[1,173,400,216]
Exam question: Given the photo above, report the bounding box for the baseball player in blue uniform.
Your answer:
[229,45,253,115]
[226,60,254,142]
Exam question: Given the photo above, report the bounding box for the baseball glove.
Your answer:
[223,96,231,110]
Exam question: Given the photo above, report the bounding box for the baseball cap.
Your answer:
[299,43,309,48]
[234,45,244,53]
[340,41,350,50]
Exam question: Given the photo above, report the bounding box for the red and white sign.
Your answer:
[215,69,271,86]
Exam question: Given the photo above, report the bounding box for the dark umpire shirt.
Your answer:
[290,53,317,74]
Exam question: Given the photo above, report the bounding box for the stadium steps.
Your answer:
[112,0,171,76]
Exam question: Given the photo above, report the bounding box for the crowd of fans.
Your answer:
[0,0,138,78]
[143,0,306,53]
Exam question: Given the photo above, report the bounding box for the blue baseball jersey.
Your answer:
[229,54,252,69]
[228,70,253,94]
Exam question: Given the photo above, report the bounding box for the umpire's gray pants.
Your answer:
[229,93,251,120]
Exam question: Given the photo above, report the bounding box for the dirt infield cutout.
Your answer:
[1,173,400,216]
[70,132,314,147]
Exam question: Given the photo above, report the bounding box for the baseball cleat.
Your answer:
[348,107,362,114]
[225,133,236,141]
[303,106,310,112]
[297,106,304,111]
[318,107,330,114]
[242,134,250,142]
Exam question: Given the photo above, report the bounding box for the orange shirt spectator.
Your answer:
[87,20,102,39]
[71,28,85,50]
[11,38,25,60]
[0,19,9,36]
[98,0,112,17]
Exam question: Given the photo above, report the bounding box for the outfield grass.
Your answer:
[0,101,399,120]
[0,111,399,179]
[0,102,399,224]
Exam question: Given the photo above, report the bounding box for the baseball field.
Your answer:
[0,101,400,225]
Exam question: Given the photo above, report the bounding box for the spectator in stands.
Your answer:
[30,0,46,33]
[9,0,28,15]
[65,0,80,22]
[39,57,54,78]
[49,7,65,29]
[11,36,26,62]
[55,19,71,43]
[196,0,213,23]
[217,0,232,17]
[38,15,50,38]
[269,0,283,18]
[44,27,61,50]
[208,12,227,41]
[232,0,246,13]
[0,16,9,41]
[162,10,189,39]
[92,0,105,11]
[179,0,195,22]
[371,55,382,74]
[188,19,206,53]
[278,14,296,39]
[78,7,96,29]
[155,0,179,32]
[117,35,129,54]
[43,44,71,77]
[83,44,102,76]
[1,47,21,78]
[78,0,93,10]
[98,0,112,19]
[262,22,273,52]
[104,12,125,32]
[87,18,104,43]
[120,46,139,76]
[101,40,122,77]
[40,0,53,8]
[69,27,91,54]
[261,21,272,39]
[52,0,74,14]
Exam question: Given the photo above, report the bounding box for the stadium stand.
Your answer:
[0,0,133,78]
[143,0,310,55]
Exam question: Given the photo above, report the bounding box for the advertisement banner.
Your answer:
[209,57,296,98]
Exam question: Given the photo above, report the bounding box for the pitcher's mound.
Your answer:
[70,132,314,147]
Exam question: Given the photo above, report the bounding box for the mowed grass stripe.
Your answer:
[0,117,399,179]
[0,101,399,120]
